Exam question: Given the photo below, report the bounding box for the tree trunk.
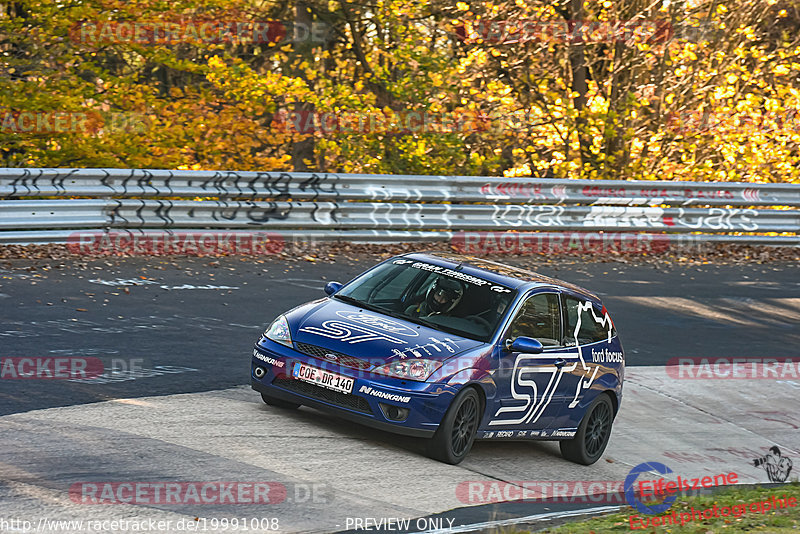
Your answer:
[292,1,316,171]
[566,0,592,170]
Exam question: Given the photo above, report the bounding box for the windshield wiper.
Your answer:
[405,314,483,340]
[335,295,415,322]
[373,306,419,323]
[333,294,382,313]
[403,315,437,329]
[399,314,454,333]
[336,295,484,340]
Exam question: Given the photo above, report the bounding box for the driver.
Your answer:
[406,277,465,318]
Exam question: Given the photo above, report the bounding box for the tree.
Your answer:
[0,0,797,182]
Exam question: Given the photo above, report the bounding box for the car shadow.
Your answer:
[255,398,566,463]
[470,438,563,459]
[256,401,431,456]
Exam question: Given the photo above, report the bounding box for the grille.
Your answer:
[272,377,372,414]
[295,342,373,370]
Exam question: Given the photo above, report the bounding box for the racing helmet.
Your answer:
[426,276,465,314]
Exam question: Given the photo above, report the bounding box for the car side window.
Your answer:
[563,296,613,345]
[506,293,561,346]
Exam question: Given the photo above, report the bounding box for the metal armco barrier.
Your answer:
[1,168,799,251]
[2,168,800,206]
[1,200,797,233]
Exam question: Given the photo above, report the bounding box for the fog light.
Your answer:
[254,366,266,378]
[379,403,409,422]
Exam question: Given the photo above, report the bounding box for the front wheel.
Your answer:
[428,387,481,465]
[560,394,614,465]
[261,392,300,410]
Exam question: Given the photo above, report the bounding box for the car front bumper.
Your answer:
[250,339,461,439]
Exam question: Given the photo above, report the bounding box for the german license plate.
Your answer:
[292,362,354,394]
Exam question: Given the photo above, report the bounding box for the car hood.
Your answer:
[289,298,484,363]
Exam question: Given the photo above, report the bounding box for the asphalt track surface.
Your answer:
[1,254,799,533]
[2,254,799,415]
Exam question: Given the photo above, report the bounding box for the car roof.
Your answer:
[403,252,600,302]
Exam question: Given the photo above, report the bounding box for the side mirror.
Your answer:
[324,281,343,296]
[507,336,544,354]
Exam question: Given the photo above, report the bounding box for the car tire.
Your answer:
[428,387,481,465]
[261,392,300,410]
[560,393,614,465]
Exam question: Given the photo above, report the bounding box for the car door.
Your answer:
[549,293,617,431]
[484,291,572,435]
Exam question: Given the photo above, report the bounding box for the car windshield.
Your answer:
[335,259,516,342]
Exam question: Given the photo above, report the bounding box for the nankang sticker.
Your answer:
[359,385,411,403]
[549,429,577,438]
[253,349,284,368]
[394,260,512,292]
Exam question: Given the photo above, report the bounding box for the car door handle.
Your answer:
[554,358,567,368]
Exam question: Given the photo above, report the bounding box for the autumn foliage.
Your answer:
[1,0,799,182]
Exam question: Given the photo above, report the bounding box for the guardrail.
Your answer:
[1,168,799,252]
[3,168,799,206]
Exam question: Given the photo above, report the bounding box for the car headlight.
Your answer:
[264,315,292,347]
[373,359,443,381]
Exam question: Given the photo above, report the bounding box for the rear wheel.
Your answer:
[261,392,300,410]
[560,394,613,465]
[428,388,481,465]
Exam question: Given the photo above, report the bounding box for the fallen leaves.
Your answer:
[0,243,799,267]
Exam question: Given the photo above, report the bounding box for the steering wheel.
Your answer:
[466,314,492,331]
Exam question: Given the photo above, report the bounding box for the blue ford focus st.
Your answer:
[251,252,624,465]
